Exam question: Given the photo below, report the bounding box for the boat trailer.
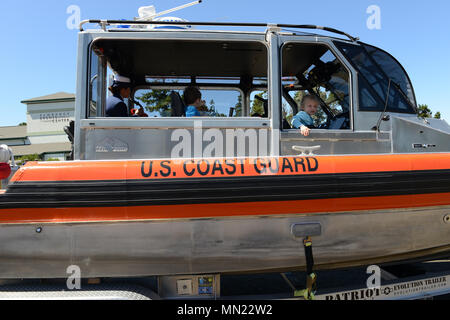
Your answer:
[0,259,448,300]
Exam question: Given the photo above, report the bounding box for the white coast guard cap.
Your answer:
[114,75,131,83]
[112,75,132,88]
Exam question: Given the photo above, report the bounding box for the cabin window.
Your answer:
[334,41,416,114]
[88,47,107,117]
[87,39,268,119]
[133,86,244,118]
[281,43,351,130]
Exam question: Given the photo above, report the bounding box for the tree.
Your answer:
[234,94,243,117]
[209,99,215,112]
[16,153,42,165]
[417,104,432,119]
[18,122,27,126]
[417,104,443,120]
[206,99,226,117]
[137,88,172,117]
[251,91,267,116]
[282,102,293,125]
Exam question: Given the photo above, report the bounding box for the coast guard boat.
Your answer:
[0,14,449,281]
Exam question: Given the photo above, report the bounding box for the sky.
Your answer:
[0,0,449,126]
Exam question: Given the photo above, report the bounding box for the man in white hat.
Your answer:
[106,75,132,117]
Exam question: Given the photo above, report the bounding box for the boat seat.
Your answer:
[254,95,268,118]
[170,91,186,117]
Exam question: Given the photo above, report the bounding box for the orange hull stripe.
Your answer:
[11,154,450,182]
[0,193,449,224]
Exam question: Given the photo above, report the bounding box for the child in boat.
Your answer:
[183,86,208,117]
[291,95,320,136]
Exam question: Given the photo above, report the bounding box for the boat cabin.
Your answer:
[73,21,450,160]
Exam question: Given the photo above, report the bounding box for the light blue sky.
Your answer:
[1,0,449,126]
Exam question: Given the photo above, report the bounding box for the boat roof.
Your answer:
[79,20,360,43]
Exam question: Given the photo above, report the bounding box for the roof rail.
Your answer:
[79,20,359,42]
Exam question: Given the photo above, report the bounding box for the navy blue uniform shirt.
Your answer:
[106,94,128,117]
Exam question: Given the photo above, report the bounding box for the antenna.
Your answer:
[135,0,203,21]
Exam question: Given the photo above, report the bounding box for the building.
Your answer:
[0,92,75,161]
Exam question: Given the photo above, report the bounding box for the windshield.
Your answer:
[334,41,416,114]
[363,43,416,106]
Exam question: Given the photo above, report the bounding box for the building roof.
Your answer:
[0,125,27,140]
[21,92,75,104]
[10,142,72,157]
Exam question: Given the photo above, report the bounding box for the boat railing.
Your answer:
[78,19,359,42]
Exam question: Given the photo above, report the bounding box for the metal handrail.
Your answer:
[79,20,359,42]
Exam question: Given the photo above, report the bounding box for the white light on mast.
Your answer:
[136,0,203,21]
[138,6,156,20]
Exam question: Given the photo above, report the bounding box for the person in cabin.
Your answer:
[291,94,321,137]
[106,75,132,117]
[183,86,208,117]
